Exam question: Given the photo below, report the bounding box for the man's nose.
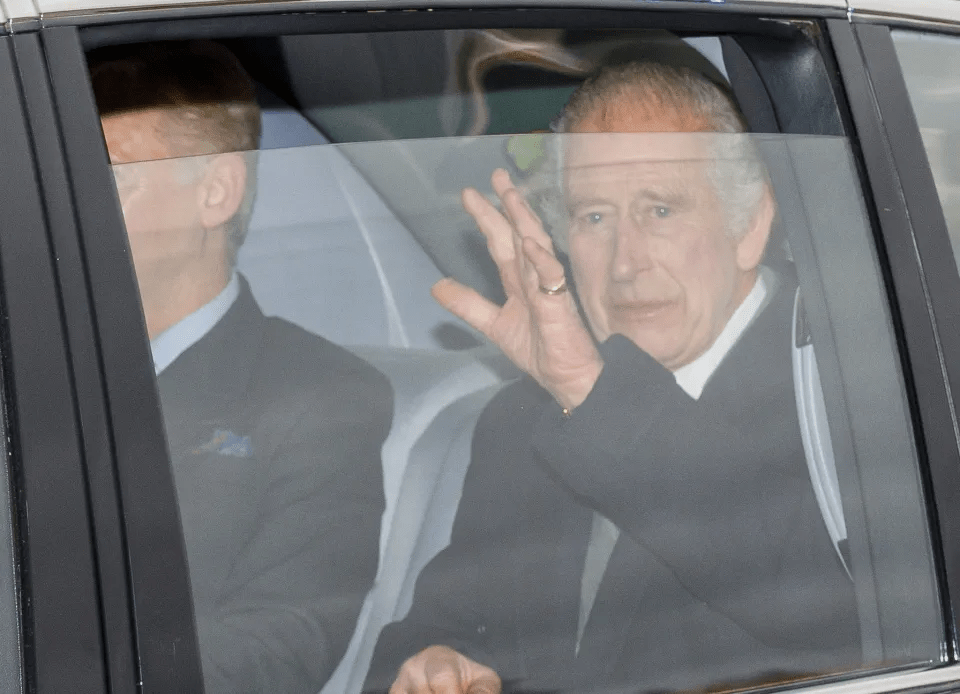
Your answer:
[610,216,653,281]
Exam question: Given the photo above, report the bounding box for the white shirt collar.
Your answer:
[672,267,774,400]
[151,273,241,376]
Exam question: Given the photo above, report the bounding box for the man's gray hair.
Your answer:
[540,61,768,242]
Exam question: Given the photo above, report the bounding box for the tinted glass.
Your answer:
[893,30,960,275]
[96,30,940,694]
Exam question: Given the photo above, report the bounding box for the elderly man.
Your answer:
[92,41,392,694]
[367,61,859,694]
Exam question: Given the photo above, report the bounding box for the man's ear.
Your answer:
[735,185,776,272]
[197,152,247,230]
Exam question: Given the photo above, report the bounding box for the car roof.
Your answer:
[0,0,845,29]
[0,0,958,40]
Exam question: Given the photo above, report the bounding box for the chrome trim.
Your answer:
[32,0,845,25]
[8,16,40,29]
[851,0,960,26]
[779,665,960,694]
[743,0,844,4]
[854,13,960,32]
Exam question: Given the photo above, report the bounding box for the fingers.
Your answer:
[491,168,554,254]
[431,278,500,341]
[389,646,501,694]
[452,170,603,408]
[462,186,517,267]
[520,236,567,298]
[465,676,501,694]
[461,187,526,298]
[388,650,438,694]
[491,168,561,301]
[422,657,469,694]
[463,169,557,302]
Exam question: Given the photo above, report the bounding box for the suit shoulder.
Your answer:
[255,316,392,406]
[262,316,383,371]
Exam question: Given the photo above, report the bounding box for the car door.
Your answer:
[23,1,960,693]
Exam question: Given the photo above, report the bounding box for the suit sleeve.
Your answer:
[531,334,859,658]
[196,365,392,694]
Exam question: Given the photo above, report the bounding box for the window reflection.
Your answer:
[94,34,940,694]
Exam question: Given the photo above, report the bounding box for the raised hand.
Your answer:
[432,168,603,410]
[389,645,501,694]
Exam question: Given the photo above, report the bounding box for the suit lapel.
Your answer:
[574,533,658,684]
[572,273,799,688]
[157,277,266,458]
[698,271,796,413]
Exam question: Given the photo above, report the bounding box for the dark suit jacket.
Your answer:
[368,275,860,693]
[159,278,391,694]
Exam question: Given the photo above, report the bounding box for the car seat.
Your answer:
[240,94,518,694]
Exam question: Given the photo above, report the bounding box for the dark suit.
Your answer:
[368,275,859,693]
[159,278,391,694]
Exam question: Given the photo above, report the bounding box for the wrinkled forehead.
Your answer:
[563,131,714,176]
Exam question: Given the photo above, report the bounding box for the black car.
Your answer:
[0,0,958,692]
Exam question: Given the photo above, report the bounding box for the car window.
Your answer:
[891,30,960,276]
[90,28,941,694]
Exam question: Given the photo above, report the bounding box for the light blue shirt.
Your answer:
[151,274,241,376]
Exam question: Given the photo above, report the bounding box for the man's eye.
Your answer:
[653,206,672,219]
[584,212,604,225]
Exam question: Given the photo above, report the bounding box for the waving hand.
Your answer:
[432,168,603,410]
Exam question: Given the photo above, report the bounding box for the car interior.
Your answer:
[226,31,753,691]
[89,24,942,691]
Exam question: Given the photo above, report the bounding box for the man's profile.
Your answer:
[368,60,859,694]
[91,40,392,694]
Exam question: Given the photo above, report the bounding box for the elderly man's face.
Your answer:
[564,107,769,371]
[101,108,216,289]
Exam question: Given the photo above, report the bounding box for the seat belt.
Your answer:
[792,289,852,580]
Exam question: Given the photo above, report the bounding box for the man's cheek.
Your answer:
[582,295,610,342]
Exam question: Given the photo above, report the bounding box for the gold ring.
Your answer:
[539,277,568,295]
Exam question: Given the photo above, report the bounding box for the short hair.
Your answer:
[550,61,768,242]
[90,40,262,268]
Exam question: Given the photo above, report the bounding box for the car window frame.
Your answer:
[37,25,205,693]
[13,28,157,693]
[40,4,960,692]
[0,30,114,694]
[832,16,960,661]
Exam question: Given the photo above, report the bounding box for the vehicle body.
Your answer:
[0,0,958,692]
